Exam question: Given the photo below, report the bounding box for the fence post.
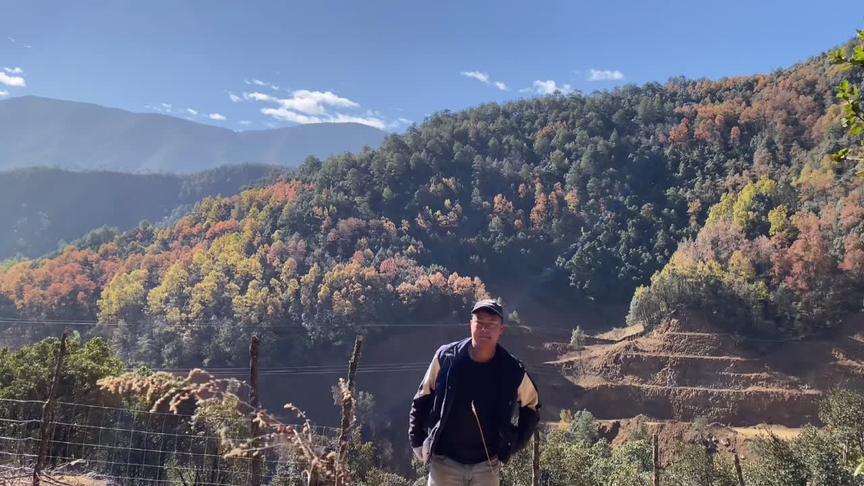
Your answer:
[734,451,745,486]
[335,335,364,486]
[249,335,262,486]
[653,433,660,486]
[306,469,319,486]
[532,429,540,486]
[32,329,69,486]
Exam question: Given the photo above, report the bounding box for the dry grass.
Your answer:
[594,324,645,342]
[731,424,802,441]
[4,475,109,486]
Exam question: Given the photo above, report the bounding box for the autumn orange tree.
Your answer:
[0,177,488,366]
[629,33,864,336]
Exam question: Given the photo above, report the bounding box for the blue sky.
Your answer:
[1,0,862,132]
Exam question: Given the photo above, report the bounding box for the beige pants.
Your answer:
[427,454,501,486]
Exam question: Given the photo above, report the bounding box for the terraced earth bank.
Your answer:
[550,313,864,427]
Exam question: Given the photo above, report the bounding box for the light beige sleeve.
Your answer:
[418,352,441,396]
[517,372,539,410]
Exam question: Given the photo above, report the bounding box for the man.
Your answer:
[409,299,541,486]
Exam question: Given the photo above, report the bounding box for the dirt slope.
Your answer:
[553,313,864,426]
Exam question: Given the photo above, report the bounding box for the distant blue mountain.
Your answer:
[0,96,387,173]
[0,164,290,259]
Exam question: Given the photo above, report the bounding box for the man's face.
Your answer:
[470,310,504,348]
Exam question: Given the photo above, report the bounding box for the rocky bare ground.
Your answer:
[550,313,864,427]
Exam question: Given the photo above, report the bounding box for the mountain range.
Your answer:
[0,165,288,259]
[0,96,387,173]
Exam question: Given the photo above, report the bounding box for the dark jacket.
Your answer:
[408,338,540,463]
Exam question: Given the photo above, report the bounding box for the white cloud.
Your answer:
[289,107,395,130]
[387,117,413,130]
[587,69,624,81]
[460,70,509,91]
[277,90,359,115]
[461,71,490,84]
[253,89,362,119]
[247,87,400,130]
[260,108,384,128]
[3,67,23,75]
[244,78,280,91]
[531,79,572,95]
[6,37,30,48]
[239,120,252,126]
[228,91,242,103]
[209,113,227,121]
[244,91,274,102]
[0,72,26,87]
[145,103,175,114]
[331,113,387,130]
[186,108,198,116]
[0,90,8,97]
[261,107,322,124]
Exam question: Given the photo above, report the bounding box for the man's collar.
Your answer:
[456,337,473,357]
[457,337,503,363]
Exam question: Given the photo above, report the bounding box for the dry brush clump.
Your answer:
[98,369,356,484]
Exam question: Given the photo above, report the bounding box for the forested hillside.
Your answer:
[628,37,864,338]
[282,48,846,306]
[0,45,856,368]
[0,164,287,259]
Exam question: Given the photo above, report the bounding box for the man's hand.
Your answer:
[413,446,424,462]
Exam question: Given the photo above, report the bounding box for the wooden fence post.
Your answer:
[734,451,745,486]
[249,335,262,486]
[32,329,69,486]
[532,429,540,486]
[653,433,661,486]
[335,335,364,486]
[306,469,319,486]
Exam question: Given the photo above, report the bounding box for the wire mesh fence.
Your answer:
[0,398,332,486]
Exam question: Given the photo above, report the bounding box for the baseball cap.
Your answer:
[471,299,504,319]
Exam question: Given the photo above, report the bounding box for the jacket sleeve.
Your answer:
[408,349,441,448]
[512,371,540,453]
